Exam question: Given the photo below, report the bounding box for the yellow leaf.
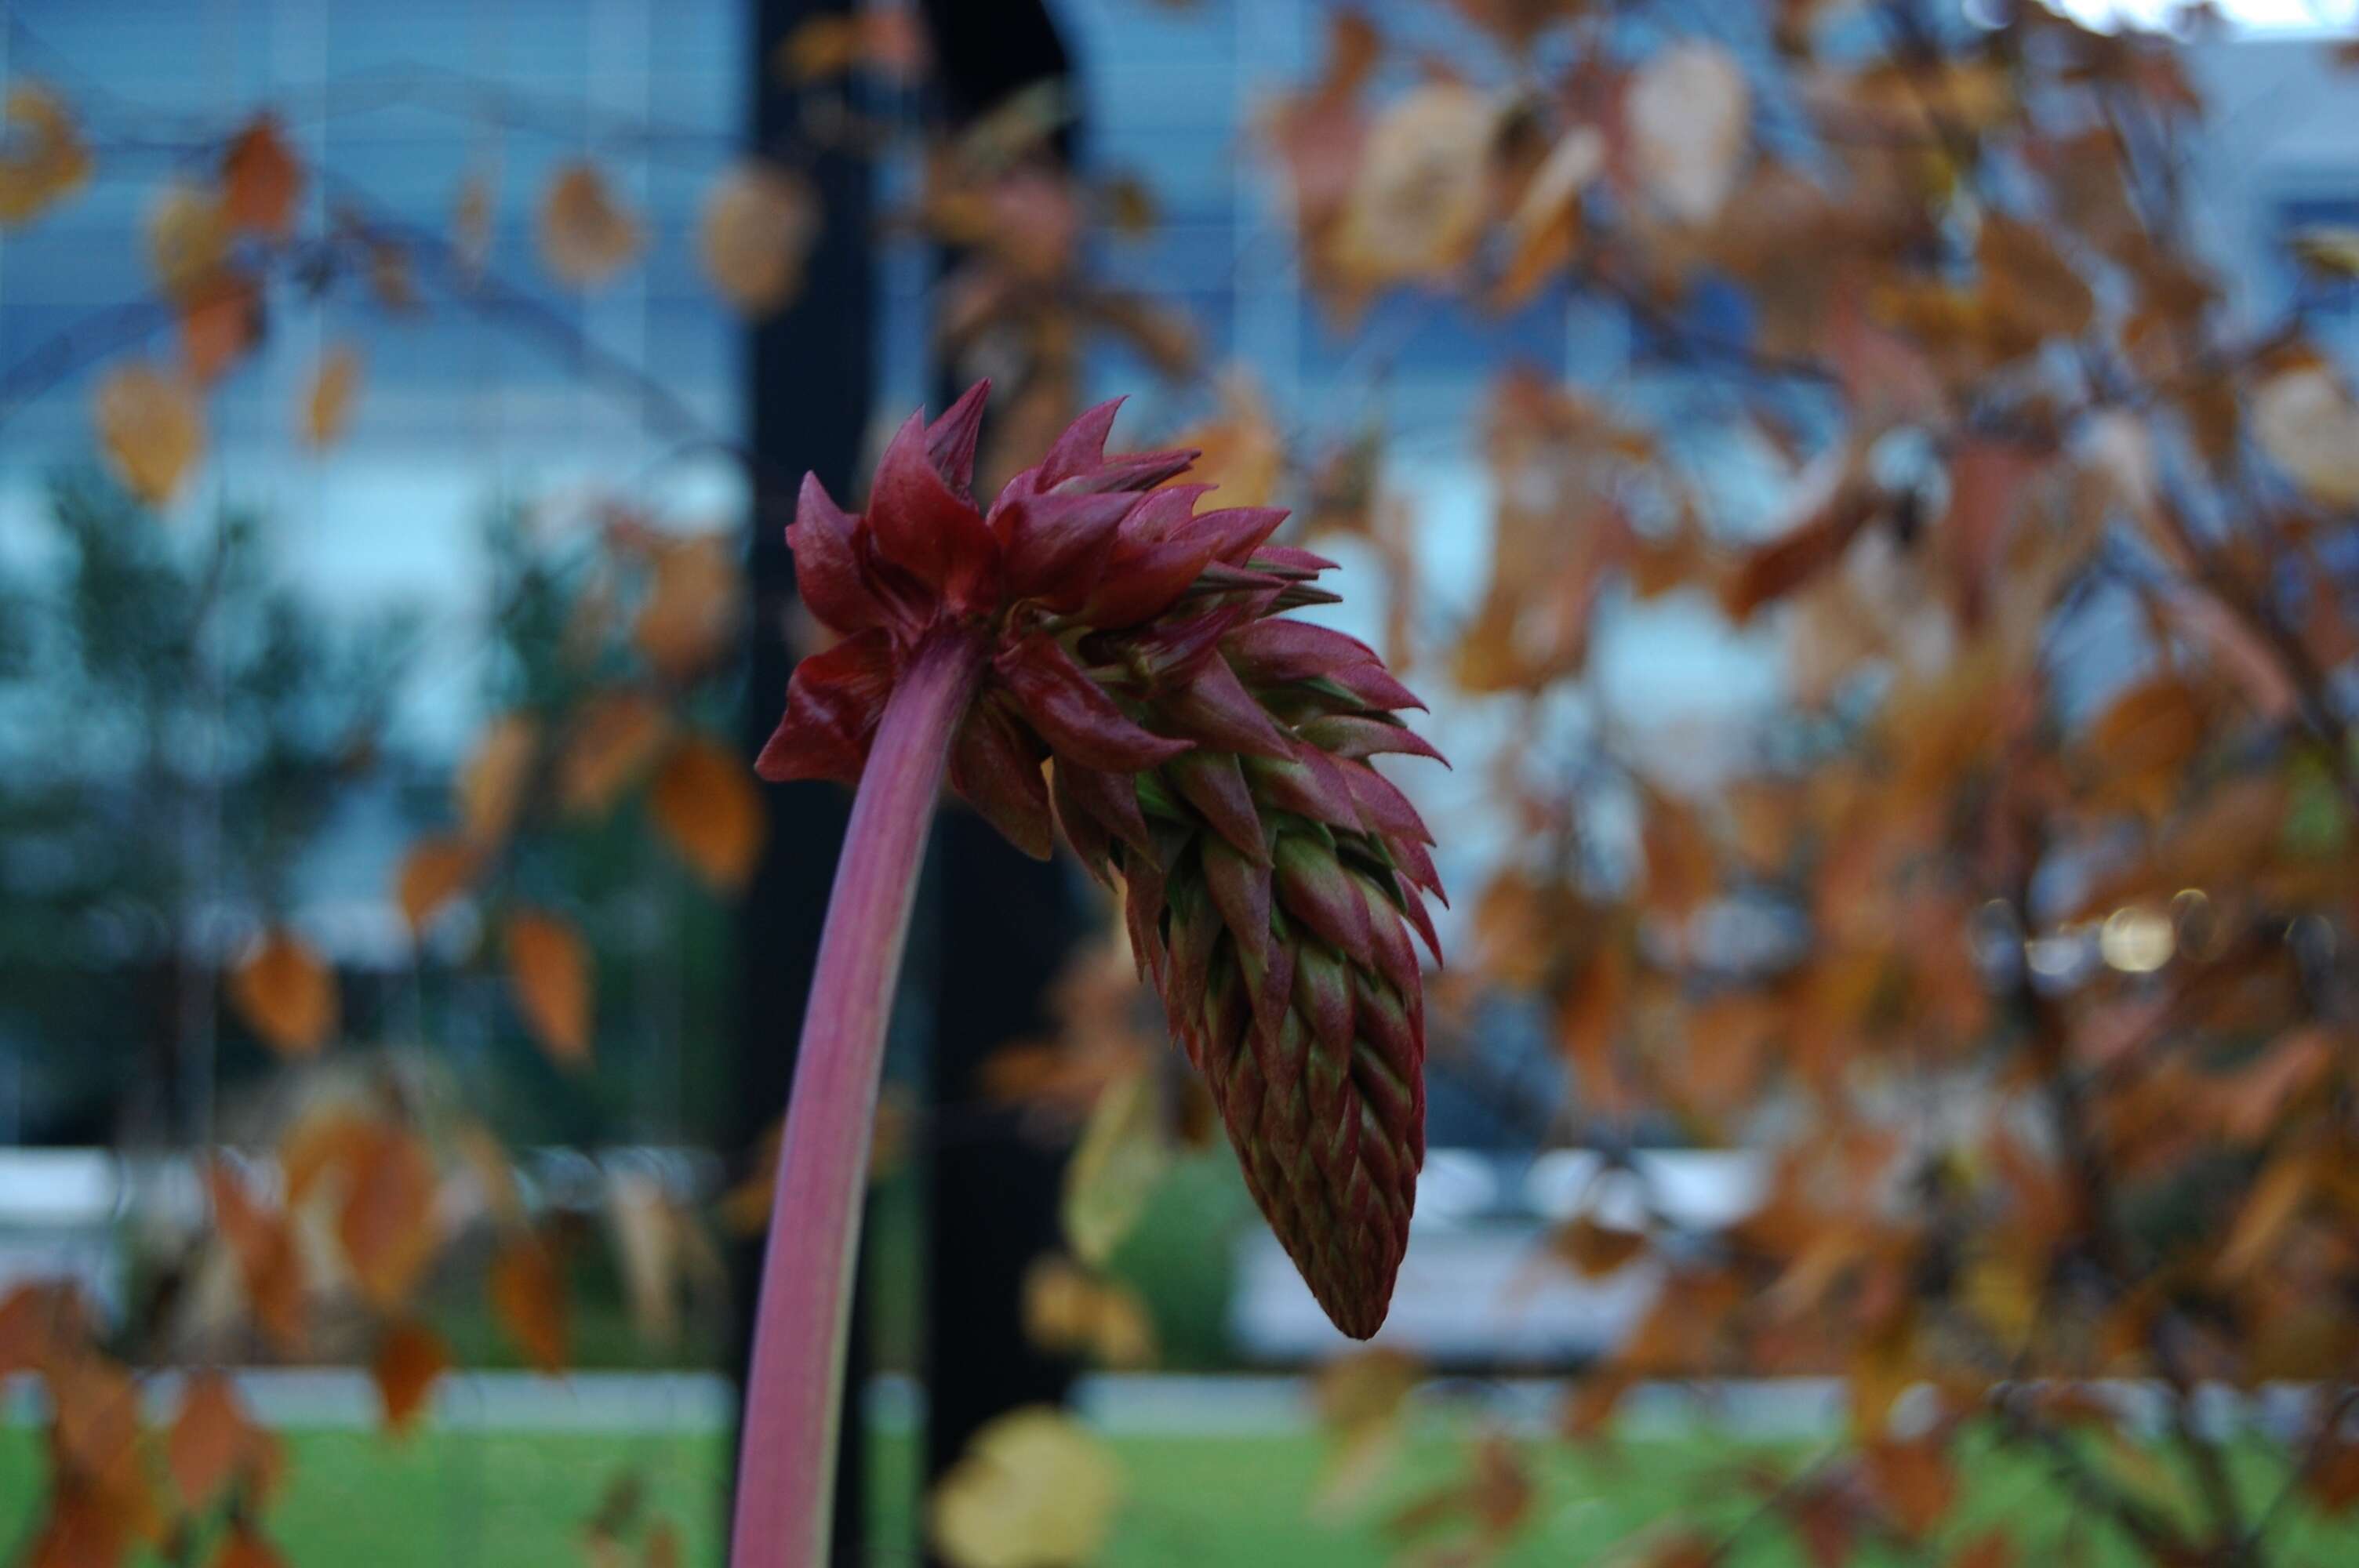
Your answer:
[300,344,361,448]
[1060,1063,1169,1266]
[506,908,593,1065]
[2252,365,2359,506]
[371,1319,449,1437]
[1628,42,1751,225]
[221,114,303,239]
[489,1233,570,1374]
[649,737,766,891]
[394,835,478,937]
[227,927,337,1057]
[929,1407,1123,1568]
[698,162,819,317]
[538,162,642,289]
[94,362,205,507]
[0,83,92,226]
[147,181,231,302]
[456,713,540,848]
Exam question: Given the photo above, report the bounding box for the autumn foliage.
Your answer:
[5,1,2359,1566]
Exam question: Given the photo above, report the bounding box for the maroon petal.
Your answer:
[1050,761,1114,884]
[1178,506,1290,565]
[994,632,1192,771]
[1162,655,1294,758]
[1249,544,1341,575]
[996,489,1138,610]
[949,696,1054,860]
[1062,448,1200,493]
[1115,484,1213,546]
[1296,713,1449,766]
[1129,597,1272,684]
[1039,399,1125,489]
[926,379,991,496]
[1166,750,1267,864]
[786,474,890,636]
[1326,661,1427,713]
[1223,619,1380,685]
[1339,759,1434,845]
[1242,742,1362,830]
[869,408,998,604]
[1080,535,1229,629]
[1058,759,1155,855]
[753,629,899,785]
[1274,835,1375,968]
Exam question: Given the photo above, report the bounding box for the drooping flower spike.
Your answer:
[758,381,1445,1339]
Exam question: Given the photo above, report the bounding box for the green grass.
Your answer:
[5,1417,2357,1565]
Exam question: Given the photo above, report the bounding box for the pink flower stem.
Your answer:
[732,622,987,1568]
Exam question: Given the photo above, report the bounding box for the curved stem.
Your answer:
[731,623,986,1568]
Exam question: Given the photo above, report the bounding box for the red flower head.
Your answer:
[758,383,1445,1339]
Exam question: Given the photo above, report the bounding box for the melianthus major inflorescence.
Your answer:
[758,382,1443,1338]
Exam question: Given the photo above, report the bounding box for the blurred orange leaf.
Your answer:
[699,162,819,317]
[2252,365,2359,506]
[559,691,674,818]
[929,1407,1123,1568]
[1552,1215,1648,1279]
[649,737,766,891]
[206,1160,305,1351]
[147,181,230,302]
[227,927,337,1058]
[490,1234,570,1374]
[338,1123,442,1310]
[300,343,361,449]
[506,908,594,1065]
[456,713,540,848]
[372,1319,450,1437]
[395,835,478,937]
[0,83,92,226]
[538,162,643,289]
[221,114,303,238]
[168,1372,282,1512]
[95,362,205,507]
[179,270,262,386]
[209,1525,290,1568]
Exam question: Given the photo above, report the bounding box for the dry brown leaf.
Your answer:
[300,344,361,449]
[207,1160,306,1351]
[559,691,674,818]
[227,927,337,1058]
[634,535,743,680]
[2252,365,2359,506]
[699,162,820,317]
[210,1526,292,1568]
[1334,84,1501,291]
[929,1407,1123,1568]
[371,1319,450,1436]
[147,181,231,303]
[333,1122,443,1310]
[538,162,643,289]
[179,270,263,386]
[221,115,303,238]
[650,736,767,891]
[94,362,205,507]
[506,908,594,1065]
[395,836,478,937]
[168,1372,281,1512]
[605,1171,682,1348]
[1552,1215,1649,1279]
[2289,225,2359,278]
[1628,42,1751,225]
[456,713,540,848]
[490,1233,570,1374]
[0,84,93,226]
